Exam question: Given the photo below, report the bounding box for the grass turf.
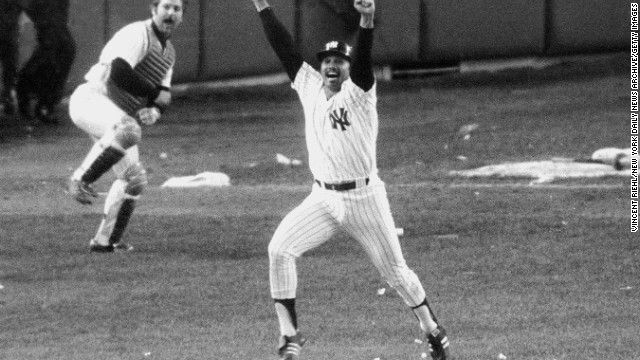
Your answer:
[0,52,637,360]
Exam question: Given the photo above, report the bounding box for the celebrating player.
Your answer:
[251,0,452,359]
[67,0,185,252]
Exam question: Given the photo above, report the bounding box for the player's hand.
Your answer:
[154,89,172,109]
[354,0,375,14]
[136,107,161,125]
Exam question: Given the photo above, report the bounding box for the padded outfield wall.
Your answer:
[8,0,630,90]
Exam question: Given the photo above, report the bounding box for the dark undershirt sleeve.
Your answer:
[350,28,375,91]
[109,57,161,100]
[258,8,304,82]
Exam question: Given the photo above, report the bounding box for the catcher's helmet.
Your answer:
[316,41,353,62]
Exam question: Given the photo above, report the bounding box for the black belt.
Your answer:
[315,178,369,191]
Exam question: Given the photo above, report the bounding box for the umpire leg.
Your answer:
[18,0,74,123]
[0,0,21,116]
[32,24,76,123]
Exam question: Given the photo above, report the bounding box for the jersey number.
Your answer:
[329,108,350,131]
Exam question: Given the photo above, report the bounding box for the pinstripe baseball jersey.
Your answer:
[293,62,379,183]
[84,19,175,115]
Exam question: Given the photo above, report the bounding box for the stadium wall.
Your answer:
[9,0,630,90]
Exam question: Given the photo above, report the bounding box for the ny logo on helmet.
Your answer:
[329,108,350,131]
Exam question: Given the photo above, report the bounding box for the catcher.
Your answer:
[67,0,185,252]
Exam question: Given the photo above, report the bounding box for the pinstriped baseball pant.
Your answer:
[268,181,427,307]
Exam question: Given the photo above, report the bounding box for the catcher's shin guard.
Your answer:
[73,119,141,184]
[93,164,147,246]
[108,197,136,245]
[81,146,125,184]
[93,180,137,246]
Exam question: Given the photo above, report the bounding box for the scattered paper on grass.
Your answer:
[434,234,459,241]
[377,288,386,296]
[0,284,4,290]
[276,153,303,166]
[498,353,507,360]
[161,172,230,188]
[450,160,630,184]
[144,352,151,357]
[414,338,423,344]
[620,286,633,290]
[458,123,479,136]
[421,352,428,358]
[396,228,404,236]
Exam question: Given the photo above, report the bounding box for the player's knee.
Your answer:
[268,240,294,263]
[268,241,281,259]
[384,265,419,288]
[124,162,147,196]
[114,116,141,149]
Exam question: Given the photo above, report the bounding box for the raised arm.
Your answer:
[350,0,375,91]
[252,0,303,82]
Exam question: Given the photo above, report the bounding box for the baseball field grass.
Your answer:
[0,52,637,360]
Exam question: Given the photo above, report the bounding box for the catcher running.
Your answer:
[67,0,185,252]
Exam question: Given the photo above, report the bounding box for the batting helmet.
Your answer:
[316,41,353,62]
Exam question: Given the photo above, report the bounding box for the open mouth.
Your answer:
[164,19,175,25]
[325,72,339,79]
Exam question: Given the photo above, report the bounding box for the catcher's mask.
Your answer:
[316,41,353,62]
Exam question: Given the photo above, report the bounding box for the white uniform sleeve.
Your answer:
[84,21,149,84]
[343,78,377,108]
[100,21,149,67]
[292,62,322,99]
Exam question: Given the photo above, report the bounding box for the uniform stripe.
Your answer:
[294,63,377,183]
[269,184,426,305]
[269,62,426,306]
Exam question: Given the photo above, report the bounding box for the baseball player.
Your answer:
[67,0,185,252]
[251,0,451,359]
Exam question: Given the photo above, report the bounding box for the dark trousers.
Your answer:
[0,0,21,105]
[0,0,75,119]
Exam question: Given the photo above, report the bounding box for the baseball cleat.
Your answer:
[426,326,450,360]
[68,178,98,205]
[278,333,306,360]
[89,241,134,253]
